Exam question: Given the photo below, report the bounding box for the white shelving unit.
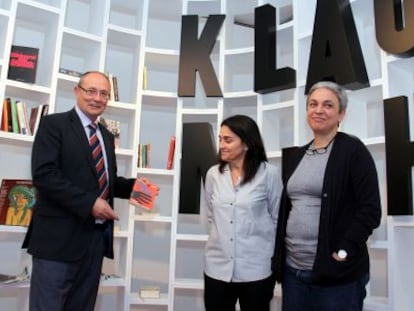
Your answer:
[0,0,413,310]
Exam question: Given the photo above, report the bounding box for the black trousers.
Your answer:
[29,227,105,311]
[204,273,276,311]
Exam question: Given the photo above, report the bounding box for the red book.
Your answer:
[7,45,39,83]
[167,136,176,170]
[129,178,158,211]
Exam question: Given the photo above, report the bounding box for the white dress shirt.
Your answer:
[204,162,282,282]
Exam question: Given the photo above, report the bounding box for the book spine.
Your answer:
[22,101,31,135]
[1,98,9,131]
[112,76,119,101]
[143,66,147,90]
[10,100,19,133]
[167,136,176,170]
[16,101,28,135]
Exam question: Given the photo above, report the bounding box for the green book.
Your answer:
[10,99,19,133]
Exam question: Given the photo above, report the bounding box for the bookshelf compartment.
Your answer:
[224,51,254,93]
[367,247,388,303]
[102,235,128,280]
[102,105,136,151]
[140,97,177,170]
[277,25,294,68]
[173,288,204,311]
[13,3,59,87]
[262,106,294,152]
[55,78,77,113]
[297,36,312,85]
[0,143,31,178]
[224,0,255,50]
[350,0,381,82]
[295,0,316,37]
[344,86,384,140]
[131,222,171,298]
[175,239,205,282]
[222,95,257,119]
[59,31,102,76]
[146,0,182,50]
[144,51,179,93]
[109,0,144,31]
[105,29,141,104]
[64,0,106,37]
[0,0,11,10]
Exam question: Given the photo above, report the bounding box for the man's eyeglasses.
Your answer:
[78,85,111,101]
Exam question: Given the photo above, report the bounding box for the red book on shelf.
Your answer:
[7,45,39,83]
[129,178,158,211]
[167,136,176,170]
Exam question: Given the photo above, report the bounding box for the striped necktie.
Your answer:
[88,123,109,200]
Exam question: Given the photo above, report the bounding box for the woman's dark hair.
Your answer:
[218,115,267,184]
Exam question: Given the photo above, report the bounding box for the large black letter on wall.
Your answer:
[374,0,414,57]
[384,96,414,215]
[179,123,217,214]
[254,4,296,94]
[305,0,369,94]
[178,15,224,97]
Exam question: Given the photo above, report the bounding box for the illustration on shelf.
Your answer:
[100,117,121,148]
[0,179,36,227]
[129,177,158,211]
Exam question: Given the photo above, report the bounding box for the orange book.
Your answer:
[129,177,158,211]
[167,136,176,170]
[1,98,9,131]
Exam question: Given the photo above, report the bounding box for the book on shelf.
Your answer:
[1,98,12,132]
[107,73,119,102]
[137,143,151,168]
[129,177,158,211]
[138,285,160,299]
[15,100,31,135]
[7,45,39,83]
[0,179,36,227]
[10,99,19,134]
[58,67,82,78]
[167,135,176,170]
[100,117,120,148]
[142,66,147,90]
[28,104,48,136]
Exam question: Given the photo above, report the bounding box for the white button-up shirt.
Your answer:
[204,162,282,282]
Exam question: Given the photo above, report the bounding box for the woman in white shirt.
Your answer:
[204,114,282,311]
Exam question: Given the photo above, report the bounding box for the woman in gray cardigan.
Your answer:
[272,81,381,311]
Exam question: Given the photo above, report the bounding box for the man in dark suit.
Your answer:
[22,71,135,311]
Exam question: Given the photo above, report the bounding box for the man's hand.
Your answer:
[91,197,119,221]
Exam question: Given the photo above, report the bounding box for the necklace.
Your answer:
[306,137,335,155]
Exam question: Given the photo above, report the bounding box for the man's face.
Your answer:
[74,72,111,121]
